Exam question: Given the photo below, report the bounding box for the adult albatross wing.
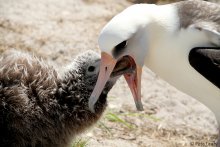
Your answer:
[188,20,220,89]
[189,47,220,89]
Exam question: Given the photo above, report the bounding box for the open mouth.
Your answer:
[111,56,136,78]
[89,52,143,112]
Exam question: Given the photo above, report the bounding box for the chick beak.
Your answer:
[89,52,116,112]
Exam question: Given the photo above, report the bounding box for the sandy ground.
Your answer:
[0,0,219,146]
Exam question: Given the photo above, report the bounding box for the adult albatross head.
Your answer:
[89,4,153,112]
[89,0,220,113]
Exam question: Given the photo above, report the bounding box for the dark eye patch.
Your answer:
[115,41,127,50]
[112,40,127,58]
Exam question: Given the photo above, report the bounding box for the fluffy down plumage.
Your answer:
[0,50,116,147]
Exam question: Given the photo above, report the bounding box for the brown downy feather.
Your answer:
[0,50,116,147]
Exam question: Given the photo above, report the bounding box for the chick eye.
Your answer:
[88,66,95,72]
[115,40,127,50]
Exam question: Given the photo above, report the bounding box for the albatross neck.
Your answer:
[144,4,220,122]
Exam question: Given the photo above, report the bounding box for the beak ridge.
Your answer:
[89,52,116,112]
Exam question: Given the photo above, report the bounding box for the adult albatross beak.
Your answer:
[89,52,143,112]
[89,52,117,112]
[124,65,143,111]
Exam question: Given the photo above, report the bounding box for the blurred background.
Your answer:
[0,0,219,146]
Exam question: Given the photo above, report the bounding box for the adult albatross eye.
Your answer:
[113,40,127,58]
[115,40,127,50]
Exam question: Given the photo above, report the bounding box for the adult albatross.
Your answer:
[89,0,220,144]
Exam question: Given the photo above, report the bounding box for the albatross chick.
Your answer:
[0,50,118,147]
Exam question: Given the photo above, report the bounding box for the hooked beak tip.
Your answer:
[88,97,96,113]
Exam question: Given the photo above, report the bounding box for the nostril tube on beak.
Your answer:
[89,52,117,112]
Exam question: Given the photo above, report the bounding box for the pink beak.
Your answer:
[89,52,143,112]
[124,65,143,111]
